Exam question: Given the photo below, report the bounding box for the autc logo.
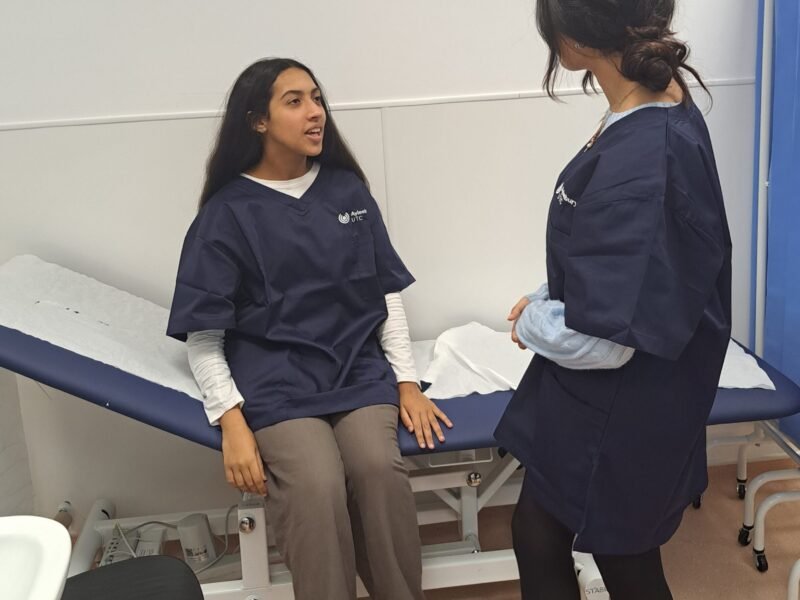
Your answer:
[338,209,367,224]
[556,182,577,207]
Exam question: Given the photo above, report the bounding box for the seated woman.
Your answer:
[167,58,451,600]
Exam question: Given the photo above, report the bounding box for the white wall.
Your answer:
[0,1,761,525]
[0,0,755,124]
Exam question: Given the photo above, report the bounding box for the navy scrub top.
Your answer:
[495,102,732,555]
[167,166,415,431]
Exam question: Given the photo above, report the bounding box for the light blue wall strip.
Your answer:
[749,0,766,352]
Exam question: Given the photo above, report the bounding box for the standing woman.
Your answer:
[495,1,731,599]
[167,58,450,600]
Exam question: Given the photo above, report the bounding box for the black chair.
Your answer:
[61,555,203,600]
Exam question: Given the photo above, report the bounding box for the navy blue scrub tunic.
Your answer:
[495,102,732,555]
[167,166,414,431]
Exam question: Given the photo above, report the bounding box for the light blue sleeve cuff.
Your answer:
[525,282,550,304]
[515,295,634,370]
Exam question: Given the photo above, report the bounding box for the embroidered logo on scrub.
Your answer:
[556,183,577,207]
[338,209,367,224]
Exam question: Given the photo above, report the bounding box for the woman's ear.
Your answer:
[248,111,268,134]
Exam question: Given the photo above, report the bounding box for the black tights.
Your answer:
[511,477,673,600]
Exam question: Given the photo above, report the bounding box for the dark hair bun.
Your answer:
[620,26,687,92]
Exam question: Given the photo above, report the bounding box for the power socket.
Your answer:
[135,526,166,557]
[99,528,139,566]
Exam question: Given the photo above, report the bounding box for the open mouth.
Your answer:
[305,127,322,141]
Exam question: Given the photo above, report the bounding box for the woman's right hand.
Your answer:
[219,408,268,496]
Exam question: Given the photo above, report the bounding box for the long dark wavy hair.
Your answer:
[199,58,367,209]
[536,0,708,104]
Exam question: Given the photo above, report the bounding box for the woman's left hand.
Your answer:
[398,382,453,450]
[507,296,531,350]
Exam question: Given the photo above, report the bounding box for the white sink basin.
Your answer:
[0,515,72,600]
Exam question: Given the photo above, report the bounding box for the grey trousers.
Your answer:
[254,404,424,600]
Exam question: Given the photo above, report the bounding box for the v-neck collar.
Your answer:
[237,164,326,213]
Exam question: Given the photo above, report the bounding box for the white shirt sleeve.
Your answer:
[186,330,245,426]
[516,284,635,370]
[377,293,419,384]
[187,293,418,424]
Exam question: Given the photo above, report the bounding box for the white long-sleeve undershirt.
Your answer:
[187,292,418,425]
[186,330,245,426]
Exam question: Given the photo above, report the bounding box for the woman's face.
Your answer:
[260,67,327,158]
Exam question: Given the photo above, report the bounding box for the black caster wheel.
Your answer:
[738,526,752,546]
[692,496,702,509]
[754,550,769,573]
[737,479,747,499]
